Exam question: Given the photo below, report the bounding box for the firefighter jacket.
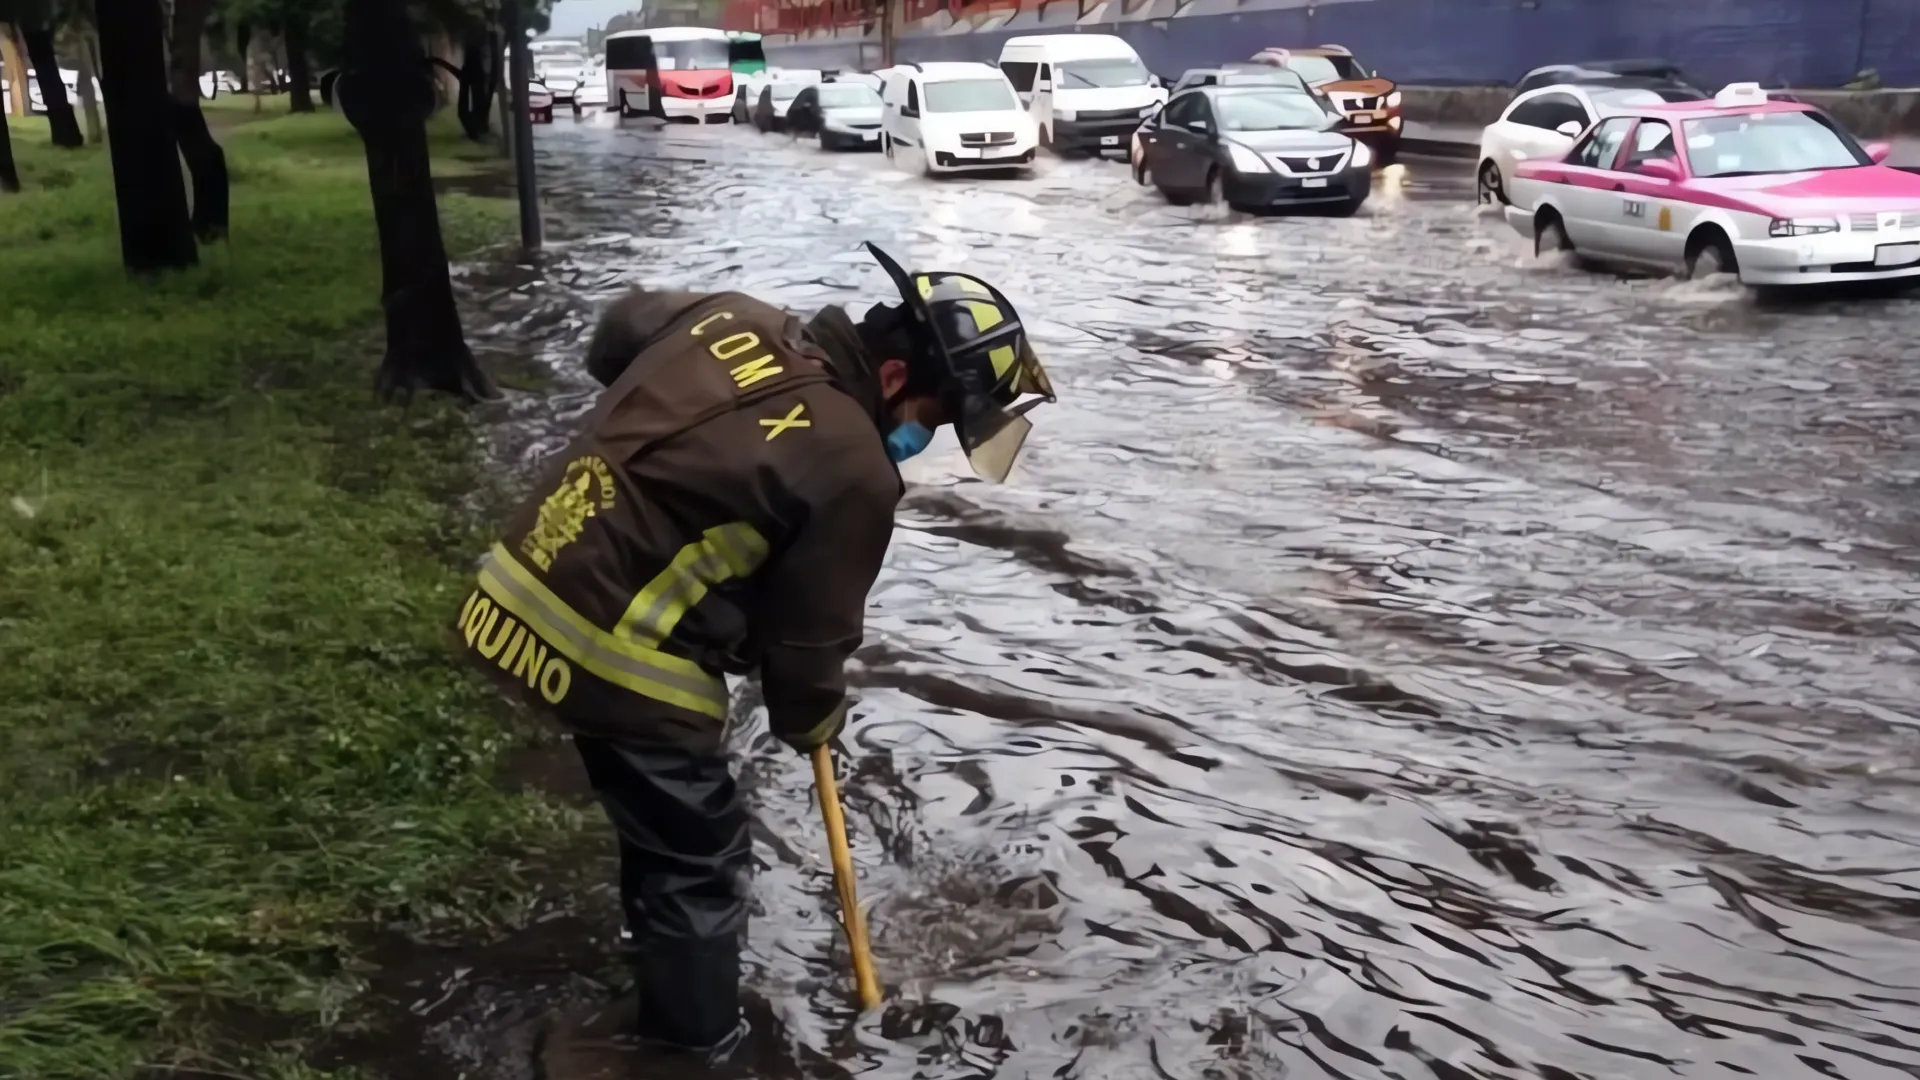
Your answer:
[456,291,904,754]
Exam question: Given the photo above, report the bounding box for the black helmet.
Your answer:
[865,242,1057,483]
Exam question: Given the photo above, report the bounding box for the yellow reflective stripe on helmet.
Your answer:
[915,275,934,299]
[988,345,1017,380]
[953,277,992,297]
[614,522,770,648]
[479,545,729,719]
[961,300,1003,331]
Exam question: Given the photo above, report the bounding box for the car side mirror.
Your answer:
[1864,140,1892,164]
[1036,79,1051,91]
[1635,157,1682,181]
[1555,120,1582,137]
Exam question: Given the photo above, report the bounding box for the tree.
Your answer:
[336,0,493,401]
[167,0,230,239]
[22,30,80,145]
[1,24,27,118]
[96,0,197,271]
[0,104,18,191]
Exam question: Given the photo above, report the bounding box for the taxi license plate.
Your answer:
[1350,111,1375,124]
[1874,242,1920,267]
[1100,135,1119,146]
[1303,178,1329,188]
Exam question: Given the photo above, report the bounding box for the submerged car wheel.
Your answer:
[1685,229,1738,280]
[1133,158,1148,186]
[1476,160,1507,205]
[1535,214,1574,258]
[1202,168,1223,206]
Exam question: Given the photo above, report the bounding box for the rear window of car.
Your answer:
[923,77,1016,113]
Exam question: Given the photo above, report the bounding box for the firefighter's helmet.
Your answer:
[865,242,1056,483]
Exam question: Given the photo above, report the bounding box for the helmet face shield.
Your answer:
[865,242,1057,483]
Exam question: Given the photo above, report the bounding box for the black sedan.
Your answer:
[1132,86,1371,215]
[750,80,806,132]
[785,81,885,150]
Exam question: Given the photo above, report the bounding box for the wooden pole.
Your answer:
[811,745,882,1010]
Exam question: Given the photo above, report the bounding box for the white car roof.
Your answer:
[910,61,1004,82]
[1001,33,1136,61]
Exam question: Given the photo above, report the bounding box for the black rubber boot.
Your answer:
[632,934,745,1058]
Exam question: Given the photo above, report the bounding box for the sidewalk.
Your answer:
[1400,122,1920,170]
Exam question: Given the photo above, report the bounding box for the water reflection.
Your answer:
[444,118,1920,1080]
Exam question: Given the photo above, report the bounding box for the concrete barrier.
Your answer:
[1401,86,1920,139]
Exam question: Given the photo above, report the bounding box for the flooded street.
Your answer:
[447,115,1920,1080]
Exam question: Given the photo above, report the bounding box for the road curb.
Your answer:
[1397,137,1478,161]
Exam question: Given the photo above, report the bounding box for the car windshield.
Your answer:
[1056,58,1150,88]
[1277,54,1365,84]
[1214,91,1336,131]
[1682,111,1869,177]
[820,83,880,108]
[923,77,1016,113]
[655,40,731,70]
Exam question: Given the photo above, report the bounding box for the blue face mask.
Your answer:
[885,421,934,463]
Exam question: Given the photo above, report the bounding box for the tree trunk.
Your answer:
[452,30,492,141]
[0,106,19,192]
[284,18,313,112]
[1,26,28,119]
[24,26,83,147]
[319,68,340,106]
[234,22,250,91]
[338,0,495,402]
[96,0,198,272]
[74,27,103,144]
[168,0,229,242]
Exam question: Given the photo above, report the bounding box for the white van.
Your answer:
[997,34,1166,156]
[881,62,1039,176]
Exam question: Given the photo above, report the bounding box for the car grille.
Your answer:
[670,82,727,98]
[960,132,1016,146]
[1072,106,1150,123]
[1847,211,1920,232]
[1336,94,1382,112]
[1269,149,1349,175]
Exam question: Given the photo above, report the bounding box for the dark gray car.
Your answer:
[786,82,885,151]
[1134,86,1369,215]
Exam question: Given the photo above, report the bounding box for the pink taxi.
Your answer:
[1503,83,1920,286]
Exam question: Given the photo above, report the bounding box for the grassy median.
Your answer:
[0,105,577,1079]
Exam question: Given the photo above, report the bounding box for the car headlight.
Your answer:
[1054,108,1076,122]
[1769,217,1838,237]
[1226,142,1269,173]
[1385,90,1402,108]
[1349,141,1373,168]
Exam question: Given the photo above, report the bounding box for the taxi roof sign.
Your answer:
[1713,82,1769,107]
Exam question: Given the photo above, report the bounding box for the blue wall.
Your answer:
[764,0,1917,89]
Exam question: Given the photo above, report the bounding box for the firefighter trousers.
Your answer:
[574,735,752,1053]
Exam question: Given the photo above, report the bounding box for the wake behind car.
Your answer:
[1248,44,1400,162]
[1477,78,1706,204]
[1504,83,1920,287]
[1134,85,1371,214]
[786,81,885,150]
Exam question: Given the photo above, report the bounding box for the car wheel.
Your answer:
[883,134,894,160]
[1476,160,1507,205]
[1535,213,1573,257]
[1201,167,1223,206]
[1685,229,1738,280]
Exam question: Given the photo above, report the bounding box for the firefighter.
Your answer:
[454,243,1055,1062]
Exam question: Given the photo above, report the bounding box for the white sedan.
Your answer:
[1476,80,1703,204]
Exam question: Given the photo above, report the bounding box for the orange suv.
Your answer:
[1250,45,1402,162]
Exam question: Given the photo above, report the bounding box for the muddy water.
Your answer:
[439,116,1920,1080]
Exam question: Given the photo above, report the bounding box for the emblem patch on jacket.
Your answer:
[520,455,617,570]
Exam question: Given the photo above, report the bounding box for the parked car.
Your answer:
[528,82,554,123]
[1503,83,1920,287]
[1513,59,1703,96]
[997,33,1165,156]
[787,81,885,150]
[1477,78,1706,204]
[880,61,1038,177]
[1248,44,1400,162]
[825,71,884,92]
[1134,85,1372,214]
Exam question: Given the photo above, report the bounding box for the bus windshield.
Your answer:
[605,35,730,72]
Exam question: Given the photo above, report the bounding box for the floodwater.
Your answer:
[428,115,1920,1080]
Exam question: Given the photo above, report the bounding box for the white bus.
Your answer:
[603,27,735,122]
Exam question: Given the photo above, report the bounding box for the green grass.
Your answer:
[0,108,578,1079]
